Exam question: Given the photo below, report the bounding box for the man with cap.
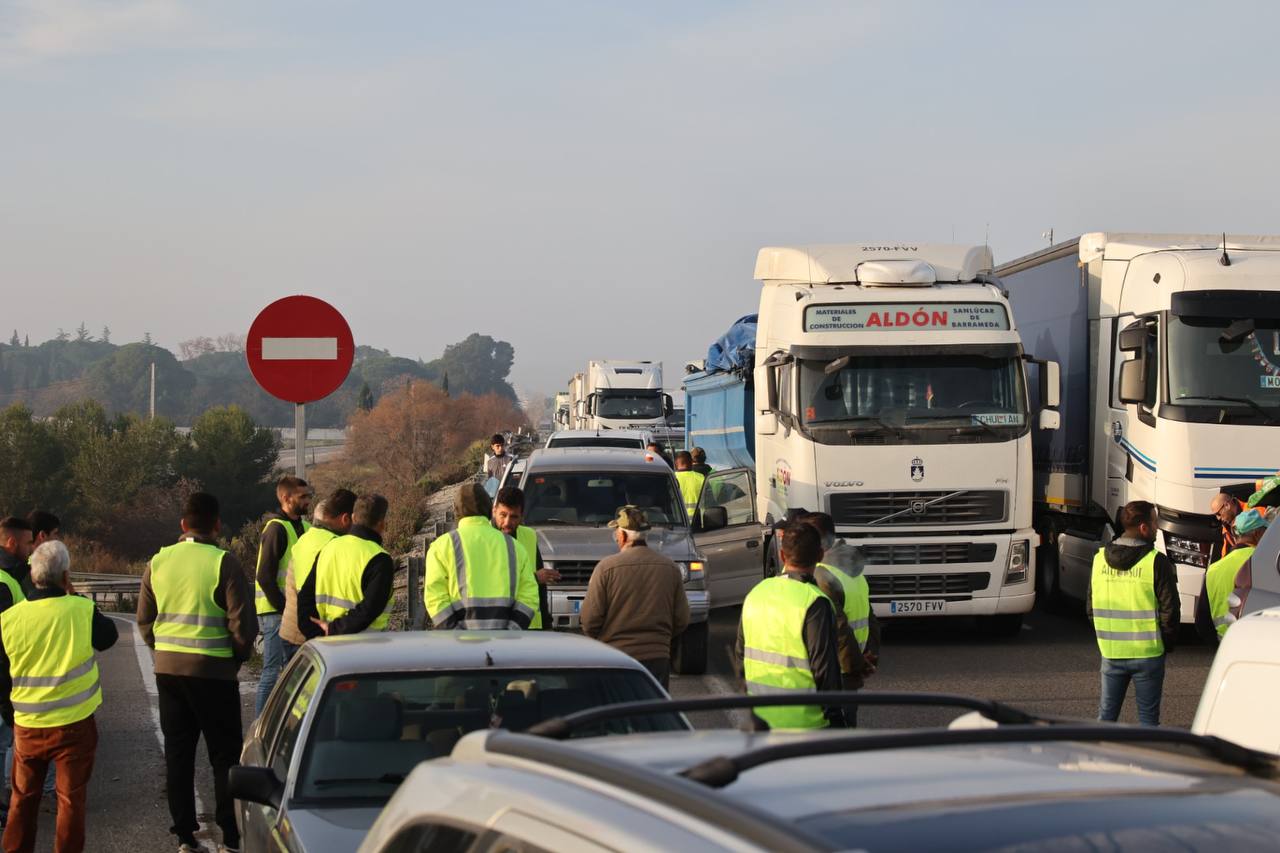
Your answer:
[1199,508,1268,643]
[580,507,690,688]
[425,484,538,630]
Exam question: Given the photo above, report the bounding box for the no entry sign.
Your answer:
[246,296,354,404]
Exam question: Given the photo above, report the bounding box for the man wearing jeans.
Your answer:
[253,477,311,715]
[1087,501,1180,726]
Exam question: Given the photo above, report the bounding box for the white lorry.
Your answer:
[570,360,672,432]
[997,234,1280,621]
[745,243,1059,632]
[553,391,572,429]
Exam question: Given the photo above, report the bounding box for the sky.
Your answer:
[4,1,1280,398]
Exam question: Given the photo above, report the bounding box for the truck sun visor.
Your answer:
[1171,290,1280,320]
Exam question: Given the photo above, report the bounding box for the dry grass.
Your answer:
[63,533,147,575]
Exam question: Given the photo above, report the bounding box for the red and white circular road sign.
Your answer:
[246,295,354,404]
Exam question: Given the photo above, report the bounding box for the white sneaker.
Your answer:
[177,843,205,852]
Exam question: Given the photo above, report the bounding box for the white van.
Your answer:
[1192,606,1280,754]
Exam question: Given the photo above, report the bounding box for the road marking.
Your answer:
[261,337,338,360]
[110,616,208,817]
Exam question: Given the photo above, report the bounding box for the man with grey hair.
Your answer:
[580,506,689,688]
[0,541,117,851]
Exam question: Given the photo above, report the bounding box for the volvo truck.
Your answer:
[686,243,1061,632]
[997,233,1280,621]
[570,360,673,431]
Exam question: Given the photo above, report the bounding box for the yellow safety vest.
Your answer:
[151,540,233,658]
[1090,548,1162,659]
[0,569,25,609]
[290,526,339,591]
[514,525,542,629]
[314,534,394,631]
[1206,546,1253,638]
[255,517,310,615]
[425,517,536,630]
[675,470,706,519]
[1,595,102,728]
[818,562,871,653]
[741,575,832,730]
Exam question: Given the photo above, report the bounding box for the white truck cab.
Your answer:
[571,361,673,432]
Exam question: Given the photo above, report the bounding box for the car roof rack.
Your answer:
[524,691,1042,739]
[679,724,1280,789]
[480,731,831,853]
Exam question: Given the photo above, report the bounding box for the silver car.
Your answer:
[228,631,688,852]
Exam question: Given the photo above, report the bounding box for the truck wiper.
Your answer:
[1175,395,1280,425]
[812,416,907,438]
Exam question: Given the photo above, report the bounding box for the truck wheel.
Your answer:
[672,621,709,675]
[1035,543,1073,615]
[979,613,1023,638]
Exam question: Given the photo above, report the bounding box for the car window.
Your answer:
[260,654,313,756]
[294,667,684,803]
[524,471,683,526]
[703,471,755,526]
[271,664,321,782]
[380,822,479,853]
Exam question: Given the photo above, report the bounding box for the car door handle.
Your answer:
[746,540,759,549]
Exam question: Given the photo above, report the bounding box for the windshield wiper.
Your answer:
[810,416,908,438]
[311,773,405,787]
[1176,395,1280,425]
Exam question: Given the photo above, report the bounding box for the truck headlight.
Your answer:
[1004,540,1028,585]
[1165,535,1212,569]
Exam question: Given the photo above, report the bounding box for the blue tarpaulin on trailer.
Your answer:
[705,315,757,375]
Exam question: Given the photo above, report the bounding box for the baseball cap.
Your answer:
[1235,508,1269,535]
[607,505,651,531]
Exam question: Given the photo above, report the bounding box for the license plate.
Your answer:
[889,599,946,615]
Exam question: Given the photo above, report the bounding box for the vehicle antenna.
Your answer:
[1220,232,1232,266]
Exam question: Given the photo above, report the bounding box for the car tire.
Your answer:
[979,613,1023,638]
[672,621,709,675]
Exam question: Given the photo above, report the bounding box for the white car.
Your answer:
[361,693,1280,852]
[1194,605,1280,755]
[544,429,653,451]
[229,632,687,852]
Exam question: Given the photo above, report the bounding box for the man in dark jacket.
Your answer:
[254,476,312,715]
[303,495,397,635]
[0,518,34,602]
[1086,500,1180,726]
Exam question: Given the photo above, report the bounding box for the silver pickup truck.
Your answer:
[507,448,767,675]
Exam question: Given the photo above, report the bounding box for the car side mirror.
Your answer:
[699,507,728,532]
[229,765,284,810]
[1038,409,1061,430]
[1118,359,1146,405]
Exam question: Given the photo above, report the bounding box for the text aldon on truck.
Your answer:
[684,243,1062,634]
[997,233,1280,621]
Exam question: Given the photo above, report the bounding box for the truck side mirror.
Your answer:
[1038,409,1061,430]
[1042,360,1060,409]
[1118,359,1146,404]
[663,394,674,417]
[1118,322,1147,352]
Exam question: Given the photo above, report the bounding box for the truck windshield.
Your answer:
[1167,316,1280,422]
[798,354,1027,430]
[596,391,663,420]
[524,471,685,526]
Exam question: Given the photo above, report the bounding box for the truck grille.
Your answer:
[859,542,997,566]
[868,572,991,598]
[830,490,1007,526]
[546,562,596,585]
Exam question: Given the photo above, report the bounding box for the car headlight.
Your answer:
[676,561,705,587]
[1165,535,1212,569]
[1004,540,1028,585]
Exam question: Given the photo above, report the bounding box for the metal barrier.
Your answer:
[70,573,141,611]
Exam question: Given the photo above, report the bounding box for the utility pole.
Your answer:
[149,362,156,420]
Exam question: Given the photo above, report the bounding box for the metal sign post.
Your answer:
[295,402,306,478]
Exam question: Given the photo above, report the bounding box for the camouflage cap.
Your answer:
[607,505,651,531]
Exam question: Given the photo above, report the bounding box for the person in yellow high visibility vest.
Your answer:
[0,540,116,853]
[425,484,538,630]
[799,513,879,724]
[253,475,312,715]
[1198,509,1268,644]
[309,494,397,635]
[673,451,706,522]
[1087,500,1180,726]
[492,486,559,629]
[735,523,845,730]
[0,517,34,605]
[137,492,256,853]
[284,488,356,651]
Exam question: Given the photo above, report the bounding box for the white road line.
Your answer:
[109,616,208,817]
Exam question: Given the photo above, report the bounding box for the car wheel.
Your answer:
[672,621,709,675]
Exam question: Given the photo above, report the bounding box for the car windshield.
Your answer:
[549,437,645,449]
[798,353,1027,430]
[596,391,663,419]
[1167,316,1280,420]
[294,668,681,803]
[524,471,684,526]
[805,788,1280,851]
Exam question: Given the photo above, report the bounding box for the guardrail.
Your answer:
[70,572,141,610]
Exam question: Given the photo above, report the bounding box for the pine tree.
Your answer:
[8,331,17,347]
[23,335,28,347]
[75,322,91,342]
[142,332,153,346]
[55,328,69,342]
[101,325,111,344]
[441,371,450,396]
[357,382,374,411]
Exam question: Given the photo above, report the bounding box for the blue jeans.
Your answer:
[255,613,284,716]
[1099,655,1165,726]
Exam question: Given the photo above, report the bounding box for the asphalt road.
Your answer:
[60,604,1215,850]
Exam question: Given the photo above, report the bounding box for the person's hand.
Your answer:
[536,568,561,584]
[310,617,330,636]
